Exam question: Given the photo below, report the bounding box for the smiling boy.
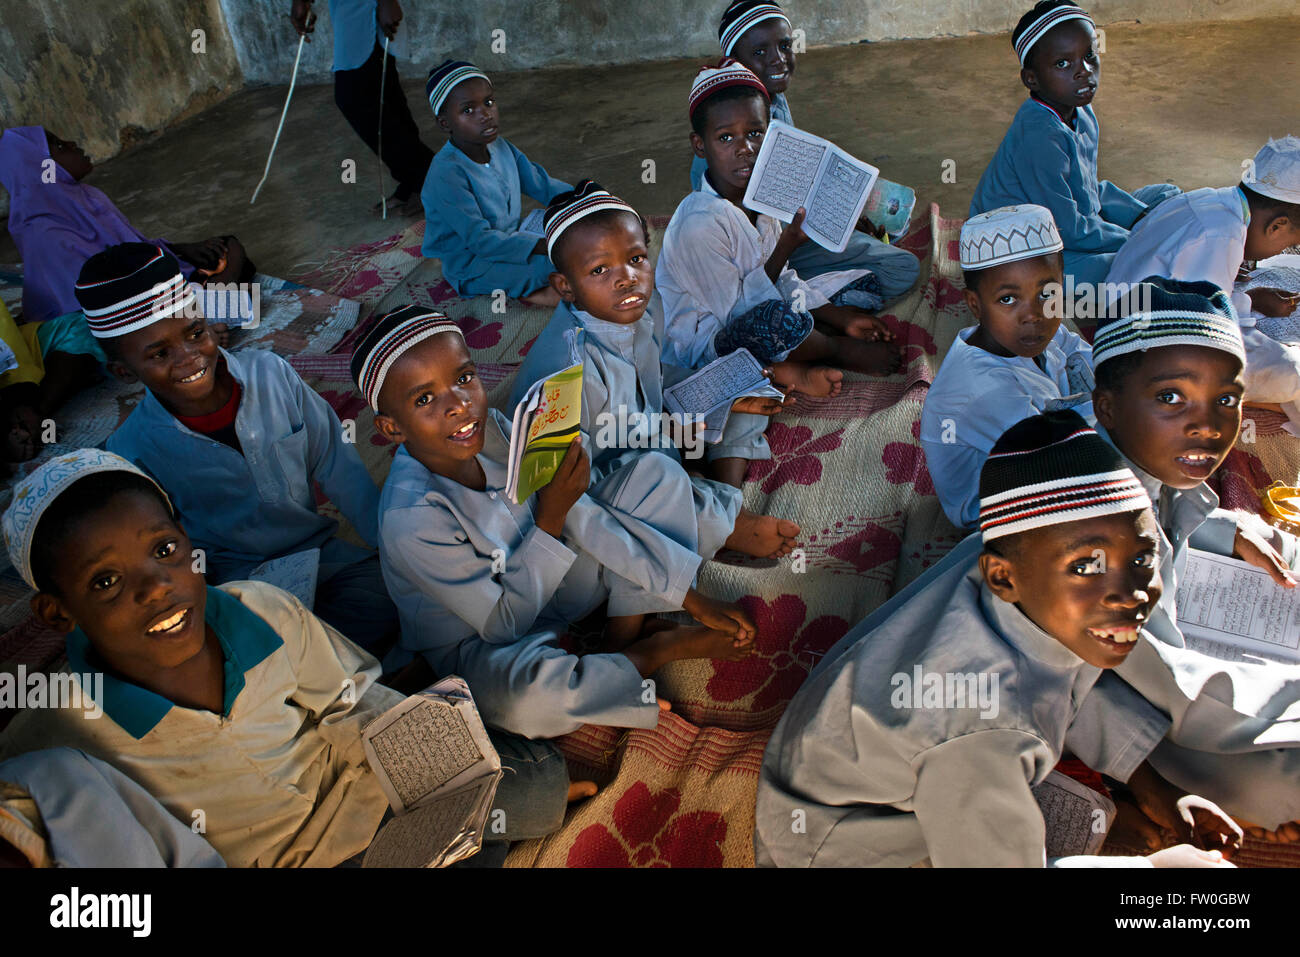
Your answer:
[361,307,766,740]
[755,411,1241,867]
[419,60,571,307]
[84,243,400,654]
[971,1,1179,287]
[921,205,1095,528]
[0,449,571,867]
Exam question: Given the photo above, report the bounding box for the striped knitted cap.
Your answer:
[1013,1,1093,66]
[544,180,639,262]
[1091,276,1244,369]
[74,243,196,339]
[350,305,464,412]
[426,60,490,115]
[960,204,1063,270]
[979,410,1151,543]
[718,1,791,56]
[689,58,770,119]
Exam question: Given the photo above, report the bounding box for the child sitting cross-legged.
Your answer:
[921,204,1095,529]
[358,308,766,741]
[516,180,807,501]
[657,59,905,423]
[0,450,573,867]
[420,60,572,308]
[755,411,1243,867]
[970,1,1180,287]
[86,243,400,656]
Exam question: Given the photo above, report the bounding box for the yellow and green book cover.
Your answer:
[506,362,583,504]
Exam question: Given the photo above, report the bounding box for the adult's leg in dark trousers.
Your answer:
[333,44,435,201]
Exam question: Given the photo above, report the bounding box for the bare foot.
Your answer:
[724,509,800,558]
[683,588,756,643]
[771,361,842,398]
[521,286,561,309]
[623,624,756,674]
[567,780,599,802]
[836,337,904,376]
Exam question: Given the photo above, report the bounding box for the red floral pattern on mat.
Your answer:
[932,276,967,310]
[565,782,727,867]
[825,520,902,572]
[882,420,935,495]
[705,594,850,712]
[745,423,845,494]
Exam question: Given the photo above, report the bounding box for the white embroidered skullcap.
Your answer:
[960,204,1064,271]
[1243,136,1300,204]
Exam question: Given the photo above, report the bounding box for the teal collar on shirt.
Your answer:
[63,585,284,740]
[1236,185,1252,226]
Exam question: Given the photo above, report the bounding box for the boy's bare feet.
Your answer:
[623,624,755,674]
[724,509,799,558]
[567,780,599,802]
[771,361,842,398]
[521,286,561,308]
[1107,796,1166,853]
[836,337,904,376]
[682,589,756,643]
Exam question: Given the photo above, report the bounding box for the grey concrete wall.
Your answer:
[223,0,1292,84]
[0,0,244,161]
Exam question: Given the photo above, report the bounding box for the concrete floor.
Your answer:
[3,15,1298,278]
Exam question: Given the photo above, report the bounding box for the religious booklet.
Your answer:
[1175,548,1300,664]
[361,676,503,868]
[743,120,880,253]
[1032,769,1116,858]
[862,177,916,240]
[247,547,320,609]
[663,348,785,443]
[519,208,546,236]
[506,360,584,504]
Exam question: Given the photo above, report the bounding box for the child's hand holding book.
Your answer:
[533,437,589,538]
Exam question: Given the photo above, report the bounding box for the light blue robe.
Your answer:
[104,348,396,650]
[1070,438,1300,827]
[689,92,919,297]
[0,748,225,867]
[377,411,707,738]
[920,324,1095,529]
[513,296,752,508]
[420,138,570,297]
[327,0,389,72]
[755,534,1155,868]
[971,98,1180,286]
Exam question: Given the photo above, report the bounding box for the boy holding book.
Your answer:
[689,1,920,299]
[358,308,765,740]
[755,412,1241,867]
[1070,279,1300,836]
[0,450,571,867]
